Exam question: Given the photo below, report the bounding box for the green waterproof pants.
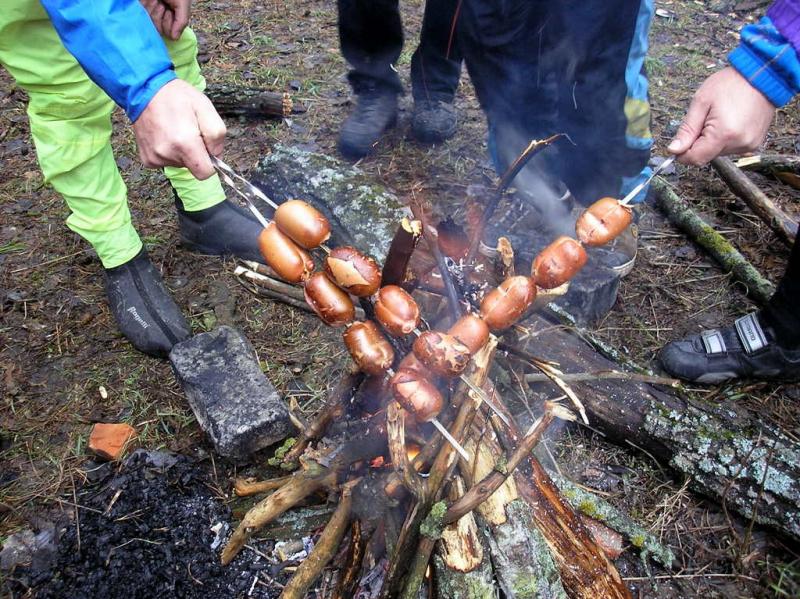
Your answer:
[0,1,225,268]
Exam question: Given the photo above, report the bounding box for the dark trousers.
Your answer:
[762,230,800,348]
[337,0,462,102]
[457,0,651,206]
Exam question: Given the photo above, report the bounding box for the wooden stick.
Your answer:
[233,476,294,497]
[333,519,369,599]
[443,404,560,524]
[222,467,335,564]
[382,218,423,286]
[651,177,775,304]
[524,369,680,386]
[206,84,300,118]
[736,153,800,176]
[283,369,365,465]
[279,482,355,599]
[711,156,798,246]
[387,400,425,498]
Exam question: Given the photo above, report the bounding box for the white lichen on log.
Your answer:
[644,403,800,539]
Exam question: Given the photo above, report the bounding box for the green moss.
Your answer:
[631,534,646,548]
[420,501,448,540]
[268,437,296,469]
[512,576,539,598]
[578,499,602,520]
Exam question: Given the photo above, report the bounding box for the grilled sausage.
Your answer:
[531,236,587,289]
[258,223,314,283]
[304,271,355,326]
[575,197,632,246]
[324,246,382,297]
[274,199,331,249]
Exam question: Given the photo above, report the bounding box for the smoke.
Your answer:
[493,125,575,239]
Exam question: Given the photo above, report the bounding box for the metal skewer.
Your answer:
[210,155,332,254]
[619,155,675,206]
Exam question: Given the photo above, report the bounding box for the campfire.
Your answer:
[224,138,643,598]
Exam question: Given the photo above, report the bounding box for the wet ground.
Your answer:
[2,1,800,597]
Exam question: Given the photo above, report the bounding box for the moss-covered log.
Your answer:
[652,177,775,304]
[518,313,800,541]
[483,500,567,599]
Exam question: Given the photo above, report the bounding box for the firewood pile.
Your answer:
[222,142,800,598]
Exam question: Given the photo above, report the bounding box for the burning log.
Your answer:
[205,83,299,118]
[711,156,798,246]
[219,145,691,597]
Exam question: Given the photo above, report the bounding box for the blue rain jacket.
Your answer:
[40,0,177,121]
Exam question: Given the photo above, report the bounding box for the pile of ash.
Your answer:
[3,451,285,599]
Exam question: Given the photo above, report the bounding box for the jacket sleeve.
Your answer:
[39,0,177,122]
[728,5,800,107]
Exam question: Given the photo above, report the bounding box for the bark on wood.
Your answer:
[711,156,798,246]
[515,312,800,542]
[279,482,354,599]
[737,153,800,176]
[461,430,519,526]
[652,177,775,304]
[434,516,497,599]
[439,477,484,572]
[486,395,632,599]
[483,500,567,599]
[550,472,674,568]
[206,83,299,118]
[382,218,424,286]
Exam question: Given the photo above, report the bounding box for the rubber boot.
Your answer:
[104,248,191,357]
[176,196,263,263]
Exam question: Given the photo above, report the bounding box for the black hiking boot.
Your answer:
[104,248,191,358]
[176,197,263,263]
[338,90,398,159]
[657,312,800,383]
[411,99,457,144]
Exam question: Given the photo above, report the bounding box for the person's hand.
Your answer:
[132,79,226,180]
[667,67,776,165]
[140,0,191,41]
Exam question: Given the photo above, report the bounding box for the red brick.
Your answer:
[88,423,137,461]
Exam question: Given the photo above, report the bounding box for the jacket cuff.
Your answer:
[729,45,795,107]
[128,70,178,122]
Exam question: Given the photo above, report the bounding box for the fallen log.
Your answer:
[737,153,800,183]
[711,156,798,246]
[651,177,775,304]
[512,312,800,542]
[205,83,300,118]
